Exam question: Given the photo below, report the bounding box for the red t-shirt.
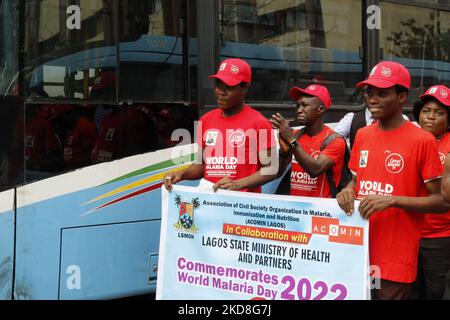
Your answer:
[64,116,97,167]
[198,105,275,193]
[349,121,443,283]
[92,107,158,162]
[422,132,450,238]
[25,116,61,168]
[91,111,123,162]
[290,126,345,198]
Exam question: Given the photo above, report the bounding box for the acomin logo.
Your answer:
[440,89,448,98]
[174,195,200,232]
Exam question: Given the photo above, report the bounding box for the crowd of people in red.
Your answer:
[24,72,194,178]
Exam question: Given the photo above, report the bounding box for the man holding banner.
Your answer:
[336,61,449,300]
[163,58,276,193]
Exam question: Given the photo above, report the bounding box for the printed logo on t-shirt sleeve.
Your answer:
[205,130,219,146]
[359,150,368,168]
[439,152,446,165]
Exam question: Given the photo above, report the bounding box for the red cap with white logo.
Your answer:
[289,84,332,109]
[356,61,411,90]
[420,85,450,107]
[209,58,252,86]
[92,71,116,91]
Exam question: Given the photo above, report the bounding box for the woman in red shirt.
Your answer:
[410,85,450,300]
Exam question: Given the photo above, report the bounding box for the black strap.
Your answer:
[294,127,305,140]
[320,133,344,198]
[277,129,345,197]
[349,109,367,149]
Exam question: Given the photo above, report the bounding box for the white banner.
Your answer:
[157,185,370,300]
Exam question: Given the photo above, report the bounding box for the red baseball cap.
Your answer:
[92,71,116,91]
[356,61,411,89]
[420,85,450,107]
[209,58,252,86]
[157,107,172,118]
[289,84,332,109]
[37,104,73,120]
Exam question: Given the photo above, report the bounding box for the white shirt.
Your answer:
[334,108,409,139]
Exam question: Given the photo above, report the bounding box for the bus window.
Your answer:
[380,1,450,104]
[23,0,118,102]
[118,0,197,102]
[219,0,363,105]
[0,0,19,96]
[0,97,24,191]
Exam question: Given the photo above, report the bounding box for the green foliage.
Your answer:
[386,12,450,62]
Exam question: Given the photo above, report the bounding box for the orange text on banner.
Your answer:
[223,224,311,245]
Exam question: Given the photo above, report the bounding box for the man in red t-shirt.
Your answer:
[25,105,62,172]
[163,58,276,193]
[270,85,346,198]
[62,106,98,169]
[91,105,159,163]
[336,61,449,300]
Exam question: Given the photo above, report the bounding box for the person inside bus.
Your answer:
[91,103,159,164]
[163,58,277,193]
[90,70,116,130]
[336,61,449,300]
[409,85,450,300]
[152,105,195,149]
[58,104,98,170]
[25,104,63,177]
[270,84,347,198]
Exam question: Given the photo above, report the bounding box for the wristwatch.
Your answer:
[288,139,299,149]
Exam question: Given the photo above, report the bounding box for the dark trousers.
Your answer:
[371,279,411,300]
[410,237,450,300]
[443,268,450,300]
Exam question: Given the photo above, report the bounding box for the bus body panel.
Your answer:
[0,190,15,300]
[14,145,197,299]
